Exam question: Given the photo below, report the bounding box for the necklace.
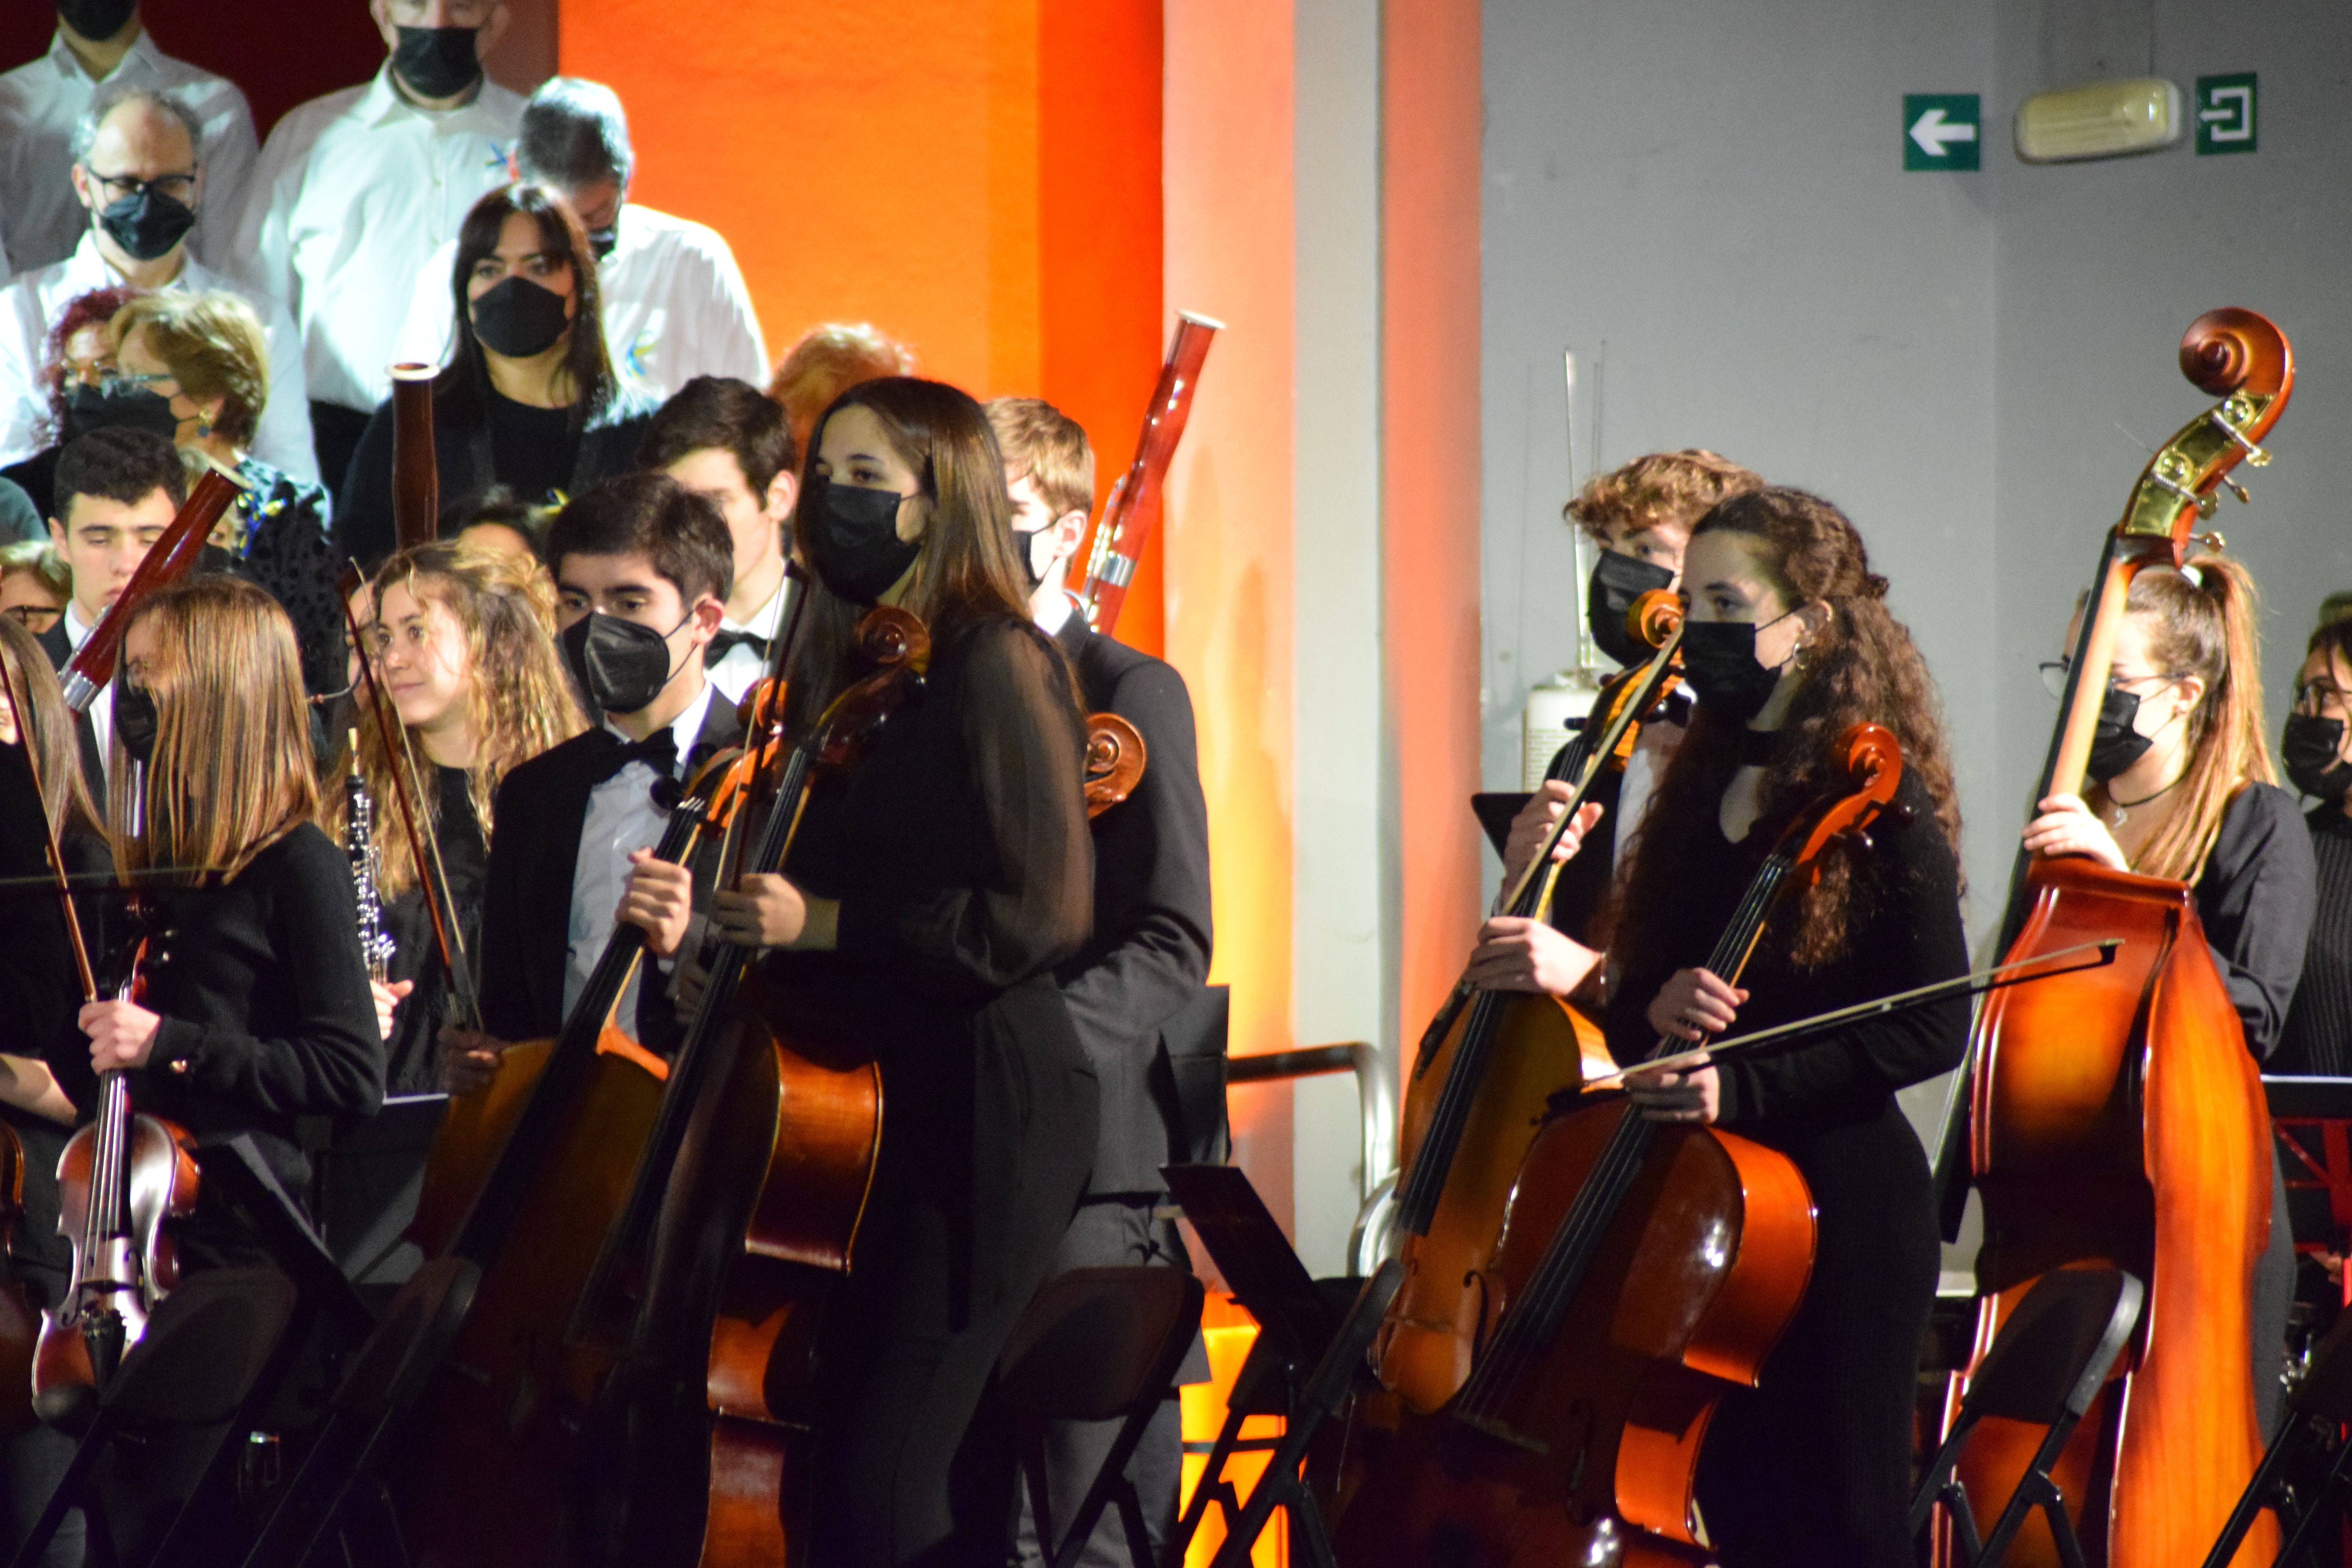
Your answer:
[2104,773,2184,828]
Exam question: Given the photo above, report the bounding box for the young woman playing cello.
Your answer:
[329,541,584,1094]
[1600,487,1969,1566]
[710,377,1097,1565]
[2021,556,2313,1431]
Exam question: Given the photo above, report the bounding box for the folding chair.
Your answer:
[1910,1266,2144,1568]
[1001,1265,1207,1568]
[2203,1301,2352,1567]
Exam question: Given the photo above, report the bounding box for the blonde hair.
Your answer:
[768,322,916,457]
[2116,554,2274,883]
[330,542,584,898]
[1564,449,1761,544]
[110,291,269,450]
[985,396,1095,520]
[114,575,316,882]
[0,540,71,603]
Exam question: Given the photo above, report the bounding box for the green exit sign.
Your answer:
[1904,94,1982,171]
[2197,73,2257,155]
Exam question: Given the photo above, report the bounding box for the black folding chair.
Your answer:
[11,1268,305,1568]
[1206,1259,1402,1568]
[237,1256,479,1568]
[1001,1265,1207,1568]
[2203,1302,2352,1567]
[1910,1266,2144,1568]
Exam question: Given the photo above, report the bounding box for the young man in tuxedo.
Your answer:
[35,426,183,809]
[443,471,737,1082]
[987,397,1212,1568]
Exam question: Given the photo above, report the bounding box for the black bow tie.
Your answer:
[707,628,770,664]
[589,727,680,786]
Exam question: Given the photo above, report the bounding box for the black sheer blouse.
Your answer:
[2190,782,2317,1062]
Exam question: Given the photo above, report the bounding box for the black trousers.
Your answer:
[1012,1198,1207,1568]
[1696,1105,1938,1568]
[309,400,372,518]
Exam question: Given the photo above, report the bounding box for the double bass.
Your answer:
[1944,309,2292,1566]
[1336,723,1904,1567]
[1375,589,1683,1412]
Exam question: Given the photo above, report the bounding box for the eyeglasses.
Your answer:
[101,371,174,395]
[2038,655,2183,701]
[2,605,61,631]
[2296,681,2352,718]
[84,170,197,205]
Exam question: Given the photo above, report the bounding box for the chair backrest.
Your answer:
[1965,1266,2143,1426]
[330,1256,479,1417]
[998,1267,1205,1423]
[2288,1303,2352,1421]
[104,1268,301,1424]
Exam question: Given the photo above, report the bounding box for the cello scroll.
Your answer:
[1083,713,1146,819]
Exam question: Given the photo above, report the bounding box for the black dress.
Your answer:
[44,823,385,1270]
[2276,804,2352,1076]
[1604,765,1967,1568]
[378,766,490,1096]
[757,615,1097,1568]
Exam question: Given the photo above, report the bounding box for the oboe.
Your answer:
[346,732,397,984]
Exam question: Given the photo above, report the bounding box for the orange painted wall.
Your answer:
[560,0,1166,652]
[1163,0,1296,1224]
[1383,0,1485,1046]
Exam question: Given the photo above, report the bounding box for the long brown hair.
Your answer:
[113,576,316,882]
[0,617,102,843]
[784,376,1042,724]
[2111,555,2273,882]
[1601,488,1963,969]
[434,183,617,428]
[327,542,585,897]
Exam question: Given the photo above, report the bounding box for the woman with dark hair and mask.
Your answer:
[2276,613,2352,1077]
[2023,555,2313,1433]
[337,182,657,570]
[0,283,142,519]
[1595,487,1968,1566]
[704,376,1096,1566]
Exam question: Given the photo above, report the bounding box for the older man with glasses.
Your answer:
[0,82,315,485]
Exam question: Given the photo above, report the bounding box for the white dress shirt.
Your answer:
[565,678,716,1039]
[58,598,112,778]
[394,203,767,399]
[0,230,318,482]
[705,574,793,706]
[0,29,259,276]
[233,65,521,415]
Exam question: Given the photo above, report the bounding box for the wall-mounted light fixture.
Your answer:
[2015,78,2181,163]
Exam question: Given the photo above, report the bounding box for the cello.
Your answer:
[1336,723,1903,1567]
[1375,588,1682,1413]
[1943,309,2292,1567]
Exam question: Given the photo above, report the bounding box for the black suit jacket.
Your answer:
[1053,615,1213,1194]
[34,617,106,817]
[475,688,743,1048]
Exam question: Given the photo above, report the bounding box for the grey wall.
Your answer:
[1483,0,2352,947]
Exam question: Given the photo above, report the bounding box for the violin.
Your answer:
[588,606,927,1568]
[1336,723,1903,1567]
[1374,588,1682,1414]
[1941,310,2292,1568]
[0,1121,30,1437]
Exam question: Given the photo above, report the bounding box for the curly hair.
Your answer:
[38,284,143,441]
[328,541,584,898]
[1599,488,1962,969]
[1564,449,1762,545]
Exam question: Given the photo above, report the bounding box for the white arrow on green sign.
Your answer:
[1904,93,1982,171]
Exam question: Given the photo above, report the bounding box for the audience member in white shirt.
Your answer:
[0,85,316,482]
[232,0,522,503]
[394,77,766,399]
[0,2,259,274]
[638,376,798,705]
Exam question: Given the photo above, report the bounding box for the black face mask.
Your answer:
[1011,524,1051,593]
[113,681,158,766]
[1586,549,1675,667]
[392,25,482,101]
[94,186,196,262]
[470,276,572,359]
[2283,713,2352,801]
[1681,616,1794,724]
[2084,686,2154,784]
[562,612,684,718]
[803,477,920,605]
[58,0,136,40]
[63,381,180,445]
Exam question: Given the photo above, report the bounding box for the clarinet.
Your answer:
[346,733,397,984]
